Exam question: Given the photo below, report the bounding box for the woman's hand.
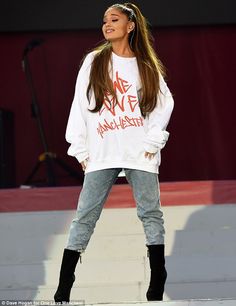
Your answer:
[144,152,156,160]
[80,158,88,171]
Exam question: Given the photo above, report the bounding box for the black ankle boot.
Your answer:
[146,244,167,301]
[54,248,80,303]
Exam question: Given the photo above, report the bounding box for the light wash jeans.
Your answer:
[67,168,165,252]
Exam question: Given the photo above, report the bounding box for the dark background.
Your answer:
[1,0,236,31]
[0,0,236,187]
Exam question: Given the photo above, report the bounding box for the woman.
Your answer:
[54,2,174,303]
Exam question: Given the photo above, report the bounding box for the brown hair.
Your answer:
[87,2,165,117]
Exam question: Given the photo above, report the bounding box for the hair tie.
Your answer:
[111,4,136,20]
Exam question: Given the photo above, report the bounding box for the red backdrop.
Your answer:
[0,25,236,186]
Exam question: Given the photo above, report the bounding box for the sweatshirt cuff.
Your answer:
[144,130,169,153]
[74,151,89,163]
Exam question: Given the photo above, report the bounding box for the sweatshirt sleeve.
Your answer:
[143,74,174,153]
[65,52,94,163]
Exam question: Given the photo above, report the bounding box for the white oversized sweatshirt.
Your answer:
[66,51,174,174]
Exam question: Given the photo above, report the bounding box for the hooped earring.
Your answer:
[129,29,135,48]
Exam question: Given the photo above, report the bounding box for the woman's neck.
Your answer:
[111,41,135,58]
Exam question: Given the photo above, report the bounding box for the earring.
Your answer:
[129,30,135,48]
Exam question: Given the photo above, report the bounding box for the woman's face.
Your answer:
[102,7,133,42]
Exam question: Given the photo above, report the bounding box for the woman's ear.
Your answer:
[128,21,135,33]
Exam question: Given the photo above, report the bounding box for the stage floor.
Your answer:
[1,180,236,212]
